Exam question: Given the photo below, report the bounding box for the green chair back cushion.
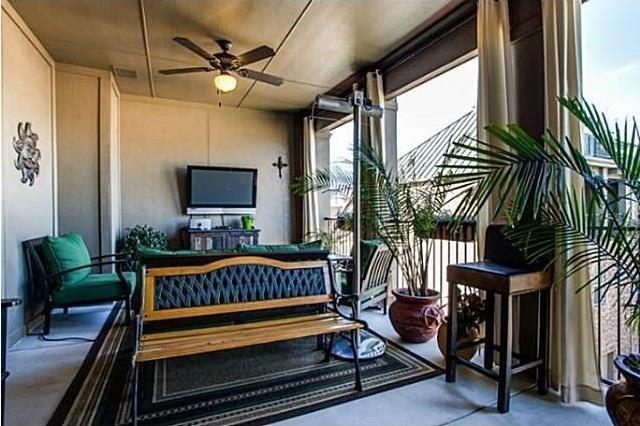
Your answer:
[341,239,385,294]
[361,239,383,273]
[298,240,323,250]
[42,233,91,284]
[238,244,272,253]
[136,246,218,257]
[236,240,323,253]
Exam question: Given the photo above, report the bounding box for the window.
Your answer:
[583,0,640,382]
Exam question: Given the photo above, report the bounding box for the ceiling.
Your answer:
[10,0,452,112]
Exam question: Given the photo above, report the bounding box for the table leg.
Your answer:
[497,294,513,413]
[537,289,550,395]
[446,281,458,383]
[484,291,495,370]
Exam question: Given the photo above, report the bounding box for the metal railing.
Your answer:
[592,255,640,384]
[323,217,353,257]
[396,219,477,305]
[323,217,477,304]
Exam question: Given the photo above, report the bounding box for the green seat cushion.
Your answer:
[42,233,91,285]
[52,271,136,306]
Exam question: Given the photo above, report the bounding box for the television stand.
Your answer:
[186,228,260,251]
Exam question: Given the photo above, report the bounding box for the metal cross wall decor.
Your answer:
[272,156,288,179]
[13,122,41,186]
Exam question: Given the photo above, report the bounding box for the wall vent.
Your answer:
[111,66,138,78]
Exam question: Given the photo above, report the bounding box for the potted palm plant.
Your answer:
[294,146,445,343]
[436,97,639,425]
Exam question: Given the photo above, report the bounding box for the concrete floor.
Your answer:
[4,304,609,426]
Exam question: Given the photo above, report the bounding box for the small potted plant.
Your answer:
[120,225,168,267]
[241,215,255,230]
[437,290,486,360]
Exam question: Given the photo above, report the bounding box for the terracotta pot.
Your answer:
[606,355,640,425]
[388,288,443,343]
[437,320,480,360]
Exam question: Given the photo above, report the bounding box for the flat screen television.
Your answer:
[186,165,257,214]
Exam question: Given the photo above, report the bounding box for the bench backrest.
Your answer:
[143,256,332,322]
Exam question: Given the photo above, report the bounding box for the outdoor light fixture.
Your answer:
[214,71,237,93]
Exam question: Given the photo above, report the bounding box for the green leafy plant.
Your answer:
[293,145,445,296]
[437,97,640,328]
[120,225,168,264]
[455,291,486,337]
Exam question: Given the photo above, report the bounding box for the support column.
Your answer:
[383,98,399,291]
[315,129,332,234]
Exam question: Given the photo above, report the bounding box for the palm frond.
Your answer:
[437,96,640,323]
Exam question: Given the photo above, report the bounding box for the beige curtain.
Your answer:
[542,0,603,404]
[366,70,386,162]
[476,0,515,259]
[302,117,320,239]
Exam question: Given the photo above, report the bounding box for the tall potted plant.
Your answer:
[436,97,640,425]
[294,146,445,342]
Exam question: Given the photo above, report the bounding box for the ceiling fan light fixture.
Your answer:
[214,71,237,93]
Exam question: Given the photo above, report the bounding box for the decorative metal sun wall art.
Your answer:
[13,122,41,186]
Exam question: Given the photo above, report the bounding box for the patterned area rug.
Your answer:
[49,304,442,426]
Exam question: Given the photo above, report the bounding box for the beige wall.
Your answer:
[120,95,294,246]
[56,64,121,258]
[55,67,100,254]
[2,0,56,343]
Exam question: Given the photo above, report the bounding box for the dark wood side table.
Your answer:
[2,298,21,426]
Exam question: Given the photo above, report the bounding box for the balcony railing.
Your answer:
[322,217,353,257]
[592,254,640,384]
[323,217,477,305]
[324,216,635,384]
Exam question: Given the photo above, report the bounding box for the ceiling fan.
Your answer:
[158,37,284,93]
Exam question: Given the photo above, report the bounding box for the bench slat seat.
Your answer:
[137,313,363,362]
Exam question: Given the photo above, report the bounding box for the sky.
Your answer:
[396,58,477,157]
[330,0,640,163]
[582,0,640,123]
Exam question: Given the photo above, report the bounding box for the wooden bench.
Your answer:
[131,255,365,425]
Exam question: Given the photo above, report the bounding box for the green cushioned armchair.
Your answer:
[23,233,136,335]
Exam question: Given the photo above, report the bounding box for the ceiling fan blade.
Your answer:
[236,69,284,86]
[158,67,213,75]
[236,46,275,66]
[173,37,214,60]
